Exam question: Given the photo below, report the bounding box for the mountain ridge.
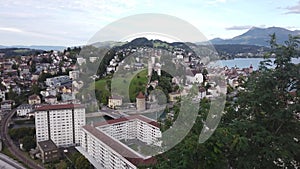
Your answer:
[0,45,66,51]
[209,27,300,46]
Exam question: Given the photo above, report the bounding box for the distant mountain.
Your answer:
[0,45,66,51]
[92,41,127,48]
[210,27,300,46]
[0,48,44,57]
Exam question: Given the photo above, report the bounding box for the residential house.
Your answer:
[1,100,15,111]
[16,104,33,117]
[44,95,57,104]
[108,96,122,109]
[28,94,41,105]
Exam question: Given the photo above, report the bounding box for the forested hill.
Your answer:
[0,48,44,57]
[93,38,270,59]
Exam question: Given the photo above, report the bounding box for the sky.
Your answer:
[0,0,300,46]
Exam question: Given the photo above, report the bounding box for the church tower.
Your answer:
[136,92,146,111]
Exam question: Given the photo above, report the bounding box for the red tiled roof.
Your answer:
[35,104,84,111]
[28,94,40,100]
[136,92,145,99]
[126,157,157,166]
[199,87,206,93]
[148,121,160,128]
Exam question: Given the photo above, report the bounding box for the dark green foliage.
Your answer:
[21,136,36,151]
[75,155,93,169]
[8,127,35,141]
[154,35,300,169]
[0,48,44,57]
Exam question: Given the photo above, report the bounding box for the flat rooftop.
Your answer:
[82,115,160,166]
[38,140,57,151]
[35,104,85,111]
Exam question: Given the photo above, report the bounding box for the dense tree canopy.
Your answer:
[152,35,300,169]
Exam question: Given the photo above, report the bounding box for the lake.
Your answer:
[220,58,300,70]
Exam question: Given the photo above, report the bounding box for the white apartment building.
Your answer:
[77,115,161,169]
[35,104,85,147]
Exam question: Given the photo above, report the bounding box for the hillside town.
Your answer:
[0,41,258,169]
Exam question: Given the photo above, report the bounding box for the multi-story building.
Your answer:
[35,104,85,147]
[77,115,161,169]
[37,140,60,163]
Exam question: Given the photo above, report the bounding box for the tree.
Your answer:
[7,89,18,100]
[21,136,36,151]
[31,84,41,95]
[57,160,68,169]
[75,155,92,169]
[154,35,300,169]
[30,60,36,73]
[224,35,300,168]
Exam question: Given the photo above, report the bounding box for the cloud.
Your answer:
[0,26,71,41]
[285,1,300,14]
[0,27,24,33]
[225,25,252,30]
[203,0,227,5]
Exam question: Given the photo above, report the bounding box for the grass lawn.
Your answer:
[129,69,148,102]
[93,69,149,103]
[13,49,31,53]
[93,79,108,91]
[153,41,174,50]
[92,77,111,100]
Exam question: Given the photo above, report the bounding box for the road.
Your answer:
[0,109,44,169]
[0,153,26,169]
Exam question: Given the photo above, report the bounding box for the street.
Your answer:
[0,109,44,169]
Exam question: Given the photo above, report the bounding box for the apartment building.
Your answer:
[35,104,85,147]
[77,115,161,169]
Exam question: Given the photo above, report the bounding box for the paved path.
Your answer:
[0,153,26,169]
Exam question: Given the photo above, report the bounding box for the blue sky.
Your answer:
[0,0,300,46]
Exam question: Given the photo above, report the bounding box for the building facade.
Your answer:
[45,75,71,87]
[37,140,60,163]
[28,94,41,105]
[108,96,122,109]
[136,92,146,111]
[77,115,161,169]
[35,104,85,147]
[1,100,15,111]
[16,104,33,117]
